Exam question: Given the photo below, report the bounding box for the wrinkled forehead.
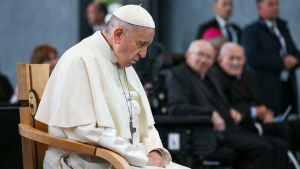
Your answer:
[195,47,214,55]
[215,0,232,5]
[133,27,155,41]
[223,48,245,59]
[196,43,215,54]
[259,0,278,6]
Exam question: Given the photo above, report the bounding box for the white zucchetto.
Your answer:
[113,4,155,29]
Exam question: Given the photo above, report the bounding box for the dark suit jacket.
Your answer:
[211,67,298,145]
[0,74,13,103]
[166,63,234,127]
[242,18,300,112]
[196,18,242,43]
[211,66,264,123]
[80,26,94,40]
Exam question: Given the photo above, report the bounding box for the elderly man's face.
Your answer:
[214,0,233,20]
[258,0,279,20]
[186,41,215,75]
[114,27,155,67]
[219,46,245,76]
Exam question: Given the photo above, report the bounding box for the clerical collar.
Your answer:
[235,75,241,80]
[98,31,118,65]
[216,15,230,27]
[199,74,205,80]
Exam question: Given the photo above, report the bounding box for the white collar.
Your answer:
[216,15,229,27]
[264,20,276,29]
[200,74,206,80]
[95,31,118,65]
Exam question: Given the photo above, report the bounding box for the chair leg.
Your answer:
[288,150,300,169]
[296,151,300,162]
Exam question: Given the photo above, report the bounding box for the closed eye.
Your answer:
[137,41,149,48]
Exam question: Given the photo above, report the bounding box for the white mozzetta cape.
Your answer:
[35,32,155,140]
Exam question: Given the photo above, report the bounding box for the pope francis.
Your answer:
[35,4,189,169]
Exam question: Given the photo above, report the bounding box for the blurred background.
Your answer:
[0,0,300,168]
[1,0,299,87]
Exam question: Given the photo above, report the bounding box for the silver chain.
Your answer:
[115,63,135,143]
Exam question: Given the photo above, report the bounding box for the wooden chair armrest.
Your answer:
[19,124,130,169]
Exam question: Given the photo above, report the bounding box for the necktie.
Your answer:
[271,23,287,56]
[270,22,290,81]
[225,24,233,41]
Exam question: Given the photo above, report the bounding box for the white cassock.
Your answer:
[35,31,189,169]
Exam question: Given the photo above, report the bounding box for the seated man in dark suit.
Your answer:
[0,73,13,104]
[196,0,241,43]
[213,42,300,151]
[166,40,289,169]
[242,0,300,114]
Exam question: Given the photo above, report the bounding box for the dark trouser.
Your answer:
[288,120,300,151]
[262,122,292,146]
[280,70,297,114]
[222,132,289,169]
[262,120,300,151]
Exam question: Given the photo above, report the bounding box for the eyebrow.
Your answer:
[138,41,150,44]
[229,55,244,58]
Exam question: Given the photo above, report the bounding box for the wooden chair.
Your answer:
[17,63,130,169]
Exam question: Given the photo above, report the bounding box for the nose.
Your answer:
[232,58,239,66]
[274,4,279,11]
[138,48,147,58]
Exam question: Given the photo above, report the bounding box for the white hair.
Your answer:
[103,15,137,36]
[219,42,244,58]
[187,40,213,53]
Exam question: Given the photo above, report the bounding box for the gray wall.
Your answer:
[1,0,299,86]
[0,0,79,87]
[159,0,300,53]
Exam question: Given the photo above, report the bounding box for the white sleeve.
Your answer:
[143,125,172,165]
[63,123,148,167]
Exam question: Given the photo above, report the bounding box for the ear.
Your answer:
[113,28,124,44]
[185,51,190,59]
[257,3,263,15]
[217,55,222,63]
[242,56,246,65]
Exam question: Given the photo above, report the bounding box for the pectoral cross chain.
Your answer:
[129,116,136,144]
[116,66,137,144]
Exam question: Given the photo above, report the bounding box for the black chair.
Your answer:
[154,115,237,169]
[0,106,23,169]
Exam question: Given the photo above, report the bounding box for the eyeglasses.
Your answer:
[190,51,214,60]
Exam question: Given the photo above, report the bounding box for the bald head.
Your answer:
[187,40,215,54]
[219,42,246,76]
[186,40,216,76]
